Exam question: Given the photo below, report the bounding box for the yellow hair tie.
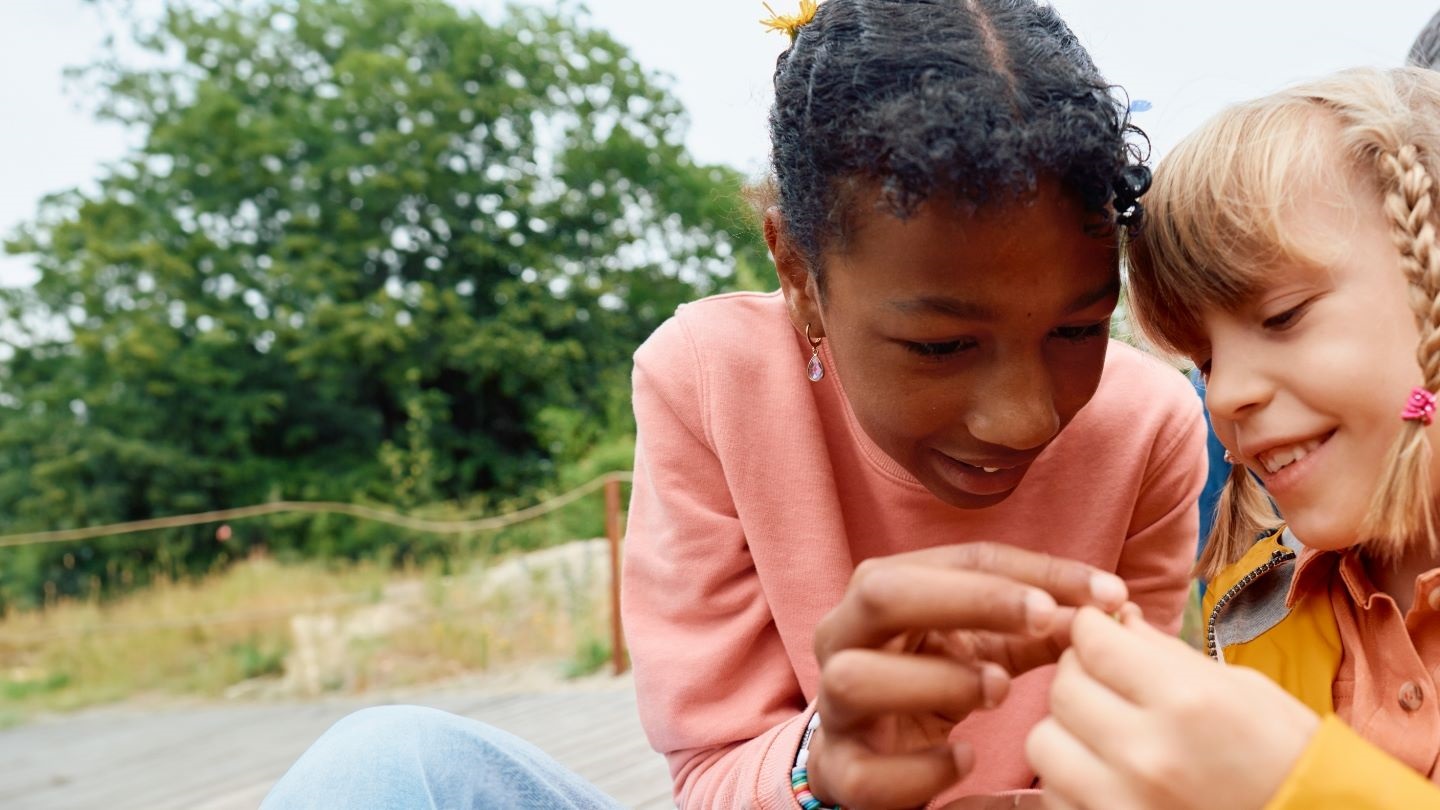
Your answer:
[761,0,818,41]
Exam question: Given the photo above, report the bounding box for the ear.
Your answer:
[764,206,825,338]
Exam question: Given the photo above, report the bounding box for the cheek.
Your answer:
[1344,279,1425,395]
[1049,341,1109,421]
[1209,417,1238,450]
[1322,314,1421,431]
[830,346,943,447]
[857,378,960,444]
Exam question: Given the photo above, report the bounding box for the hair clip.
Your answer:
[1116,165,1151,199]
[1402,386,1437,425]
[761,0,818,41]
[1116,203,1145,229]
[1114,164,1152,229]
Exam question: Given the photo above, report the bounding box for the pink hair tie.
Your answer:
[1402,387,1438,425]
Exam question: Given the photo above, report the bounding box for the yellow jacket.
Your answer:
[1206,534,1440,808]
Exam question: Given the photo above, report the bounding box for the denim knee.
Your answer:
[263,705,623,810]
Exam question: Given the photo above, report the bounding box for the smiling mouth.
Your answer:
[1253,431,1335,476]
[931,450,1036,499]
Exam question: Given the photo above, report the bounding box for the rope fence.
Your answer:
[0,471,634,549]
[0,472,635,673]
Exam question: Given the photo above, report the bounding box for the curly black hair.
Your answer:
[767,0,1148,280]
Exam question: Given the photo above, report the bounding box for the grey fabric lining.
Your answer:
[1213,558,1297,655]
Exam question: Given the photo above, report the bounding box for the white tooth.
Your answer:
[1263,448,1287,474]
[1270,448,1295,474]
[1261,451,1281,475]
[1261,440,1320,475]
[982,467,1000,473]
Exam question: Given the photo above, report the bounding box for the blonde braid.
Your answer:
[1363,144,1440,556]
[1195,462,1280,581]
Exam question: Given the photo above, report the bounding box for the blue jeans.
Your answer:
[262,705,627,809]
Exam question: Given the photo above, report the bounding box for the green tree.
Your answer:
[0,0,766,609]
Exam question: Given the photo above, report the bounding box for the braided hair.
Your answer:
[762,0,1148,281]
[1364,141,1440,552]
[1126,67,1440,573]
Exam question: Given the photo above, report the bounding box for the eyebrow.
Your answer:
[888,277,1121,321]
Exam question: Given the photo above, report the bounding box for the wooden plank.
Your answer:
[0,672,673,809]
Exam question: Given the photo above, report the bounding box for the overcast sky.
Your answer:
[4,1,1439,287]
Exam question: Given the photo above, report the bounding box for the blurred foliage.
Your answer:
[563,632,611,679]
[0,0,767,611]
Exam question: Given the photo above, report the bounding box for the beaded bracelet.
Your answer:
[791,712,842,810]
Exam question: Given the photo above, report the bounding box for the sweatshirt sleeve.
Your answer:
[1263,714,1440,809]
[621,314,811,810]
[1117,383,1208,635]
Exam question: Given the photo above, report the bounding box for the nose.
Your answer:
[965,353,1061,451]
[1203,342,1272,422]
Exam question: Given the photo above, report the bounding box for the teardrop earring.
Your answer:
[805,323,824,382]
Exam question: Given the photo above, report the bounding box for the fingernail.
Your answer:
[1119,601,1145,624]
[1089,572,1127,607]
[952,739,976,774]
[1025,589,1057,635]
[980,662,1010,709]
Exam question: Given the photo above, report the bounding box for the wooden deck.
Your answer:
[0,671,673,809]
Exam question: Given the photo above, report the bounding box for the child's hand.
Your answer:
[1026,606,1321,810]
[804,543,1131,809]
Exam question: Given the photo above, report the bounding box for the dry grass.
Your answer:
[0,535,1201,731]
[0,542,615,727]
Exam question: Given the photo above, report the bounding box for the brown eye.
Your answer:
[1051,322,1108,343]
[904,339,976,357]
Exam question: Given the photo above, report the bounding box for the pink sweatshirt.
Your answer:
[621,291,1206,809]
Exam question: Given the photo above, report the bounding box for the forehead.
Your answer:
[825,189,1118,310]
[1130,126,1384,358]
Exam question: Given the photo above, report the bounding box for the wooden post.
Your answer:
[604,476,629,674]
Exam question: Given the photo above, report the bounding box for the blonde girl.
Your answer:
[1026,67,1440,809]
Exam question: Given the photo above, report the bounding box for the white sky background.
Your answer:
[3,0,1440,288]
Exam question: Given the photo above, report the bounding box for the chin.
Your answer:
[1284,514,1362,553]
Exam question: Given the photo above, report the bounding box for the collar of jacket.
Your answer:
[1205,528,1300,660]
